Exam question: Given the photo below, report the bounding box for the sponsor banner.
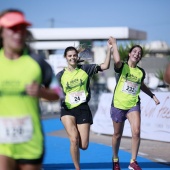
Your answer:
[91,92,170,142]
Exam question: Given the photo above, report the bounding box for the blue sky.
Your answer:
[1,0,170,45]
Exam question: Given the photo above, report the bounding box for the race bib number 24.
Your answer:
[69,90,86,104]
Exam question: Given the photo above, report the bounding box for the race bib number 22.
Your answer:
[122,80,139,95]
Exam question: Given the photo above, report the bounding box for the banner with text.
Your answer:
[91,92,170,142]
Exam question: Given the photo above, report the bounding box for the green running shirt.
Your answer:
[113,62,145,110]
[57,64,101,109]
[0,48,54,159]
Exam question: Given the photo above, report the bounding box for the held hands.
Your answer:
[108,36,117,46]
[107,39,113,49]
[153,95,160,105]
[25,81,40,97]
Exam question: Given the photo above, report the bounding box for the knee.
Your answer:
[79,141,89,150]
[113,132,122,140]
[132,128,140,138]
[79,142,88,150]
[70,136,79,146]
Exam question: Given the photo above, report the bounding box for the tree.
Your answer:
[118,41,149,62]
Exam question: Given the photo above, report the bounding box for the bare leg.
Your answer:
[77,123,90,150]
[61,115,80,170]
[0,155,16,170]
[112,121,124,159]
[127,111,141,160]
[18,164,41,170]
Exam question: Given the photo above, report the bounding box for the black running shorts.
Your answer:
[61,103,93,124]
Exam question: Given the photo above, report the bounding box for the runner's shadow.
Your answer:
[43,162,170,169]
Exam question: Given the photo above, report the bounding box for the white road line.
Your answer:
[138,152,148,156]
[154,158,168,163]
[119,147,125,149]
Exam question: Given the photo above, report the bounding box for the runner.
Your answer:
[109,36,160,170]
[56,41,112,170]
[0,9,61,170]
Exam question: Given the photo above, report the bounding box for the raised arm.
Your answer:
[100,39,112,70]
[141,82,160,105]
[108,36,122,69]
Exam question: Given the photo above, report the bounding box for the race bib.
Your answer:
[0,116,33,144]
[69,90,86,104]
[122,80,139,95]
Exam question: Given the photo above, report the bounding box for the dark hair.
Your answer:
[64,46,87,63]
[129,45,143,56]
[0,9,34,49]
[64,46,78,57]
[127,45,143,62]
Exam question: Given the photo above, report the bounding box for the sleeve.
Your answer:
[141,69,146,82]
[38,59,53,87]
[138,66,146,82]
[30,52,64,98]
[56,70,64,88]
[114,62,124,73]
[55,70,65,98]
[30,52,54,87]
[80,64,102,76]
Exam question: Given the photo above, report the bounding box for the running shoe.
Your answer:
[113,161,121,170]
[128,161,142,170]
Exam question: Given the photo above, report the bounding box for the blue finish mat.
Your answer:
[41,118,170,170]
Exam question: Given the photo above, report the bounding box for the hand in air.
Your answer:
[108,36,117,45]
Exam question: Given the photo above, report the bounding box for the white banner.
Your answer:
[91,92,170,142]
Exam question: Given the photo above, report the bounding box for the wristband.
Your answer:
[151,94,155,98]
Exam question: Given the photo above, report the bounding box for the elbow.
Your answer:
[114,60,121,65]
[100,62,110,70]
[101,65,110,71]
[106,65,110,70]
[114,60,121,68]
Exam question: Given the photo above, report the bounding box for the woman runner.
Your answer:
[109,36,160,170]
[56,40,112,170]
[0,9,61,170]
